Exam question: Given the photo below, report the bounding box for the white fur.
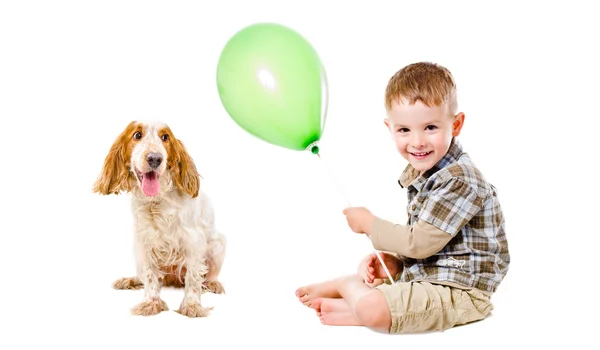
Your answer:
[132,188,219,306]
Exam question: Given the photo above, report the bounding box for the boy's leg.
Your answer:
[297,274,392,333]
[336,274,392,332]
[375,281,494,334]
[296,277,385,306]
[298,278,493,334]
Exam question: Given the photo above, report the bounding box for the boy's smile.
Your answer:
[384,98,464,172]
[409,151,432,160]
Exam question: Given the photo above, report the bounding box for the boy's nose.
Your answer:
[411,134,425,148]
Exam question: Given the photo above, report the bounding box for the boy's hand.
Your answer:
[359,252,401,284]
[343,207,375,234]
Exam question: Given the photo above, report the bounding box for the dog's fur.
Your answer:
[93,121,226,317]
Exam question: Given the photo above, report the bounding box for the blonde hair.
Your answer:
[384,62,457,115]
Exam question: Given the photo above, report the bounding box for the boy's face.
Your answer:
[384,98,464,173]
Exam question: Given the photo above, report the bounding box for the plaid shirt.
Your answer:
[396,138,510,293]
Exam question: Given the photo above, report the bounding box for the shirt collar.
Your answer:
[398,137,464,190]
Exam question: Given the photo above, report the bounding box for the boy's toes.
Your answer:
[296,286,315,307]
[310,298,323,315]
[295,287,308,298]
[300,293,311,303]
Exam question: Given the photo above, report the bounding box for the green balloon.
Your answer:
[216,23,328,153]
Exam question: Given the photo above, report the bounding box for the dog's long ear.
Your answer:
[169,138,200,198]
[92,122,136,195]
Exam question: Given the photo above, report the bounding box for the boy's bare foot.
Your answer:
[310,298,350,316]
[295,279,342,307]
[320,312,363,327]
[310,298,362,326]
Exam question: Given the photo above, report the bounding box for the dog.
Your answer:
[93,120,226,318]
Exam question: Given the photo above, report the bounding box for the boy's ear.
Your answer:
[452,112,465,136]
[384,118,395,132]
[383,118,394,139]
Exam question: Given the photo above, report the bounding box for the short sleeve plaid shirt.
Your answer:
[397,138,510,293]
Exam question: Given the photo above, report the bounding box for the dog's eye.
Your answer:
[133,131,142,140]
[161,134,169,142]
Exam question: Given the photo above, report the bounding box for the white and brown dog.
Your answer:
[93,121,226,318]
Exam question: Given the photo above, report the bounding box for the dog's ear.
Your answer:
[169,138,200,198]
[92,122,136,195]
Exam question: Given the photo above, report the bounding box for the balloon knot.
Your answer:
[306,141,320,155]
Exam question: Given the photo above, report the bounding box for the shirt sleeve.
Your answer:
[419,177,483,237]
[370,217,453,259]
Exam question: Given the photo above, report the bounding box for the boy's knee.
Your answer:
[354,291,391,331]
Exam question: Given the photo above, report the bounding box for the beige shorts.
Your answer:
[375,280,493,334]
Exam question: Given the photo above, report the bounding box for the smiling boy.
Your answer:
[295,62,510,334]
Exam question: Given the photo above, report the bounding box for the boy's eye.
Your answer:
[425,125,437,131]
[397,128,409,133]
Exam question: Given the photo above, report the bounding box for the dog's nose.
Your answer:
[146,152,163,169]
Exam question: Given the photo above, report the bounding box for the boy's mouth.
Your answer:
[410,151,432,160]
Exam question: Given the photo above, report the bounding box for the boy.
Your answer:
[295,62,510,334]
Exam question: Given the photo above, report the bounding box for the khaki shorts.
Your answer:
[375,280,493,334]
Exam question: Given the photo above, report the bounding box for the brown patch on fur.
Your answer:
[160,265,187,288]
[157,265,224,294]
[93,121,144,195]
[202,256,225,294]
[204,281,225,294]
[113,276,143,290]
[159,126,200,198]
[131,299,168,316]
[176,302,212,318]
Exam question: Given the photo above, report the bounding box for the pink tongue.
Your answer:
[141,172,160,196]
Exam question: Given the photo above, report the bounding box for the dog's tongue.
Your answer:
[142,172,159,196]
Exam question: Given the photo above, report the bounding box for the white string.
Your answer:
[314,151,396,284]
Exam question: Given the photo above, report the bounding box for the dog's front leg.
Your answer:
[130,260,168,316]
[176,255,211,318]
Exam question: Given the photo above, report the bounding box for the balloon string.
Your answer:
[314,151,396,284]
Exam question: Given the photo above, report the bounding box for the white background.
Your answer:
[1,0,598,348]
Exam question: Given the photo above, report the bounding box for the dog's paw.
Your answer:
[203,280,225,294]
[131,299,168,316]
[113,277,143,290]
[176,301,212,318]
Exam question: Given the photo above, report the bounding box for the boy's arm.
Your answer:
[367,176,485,259]
[368,217,452,259]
